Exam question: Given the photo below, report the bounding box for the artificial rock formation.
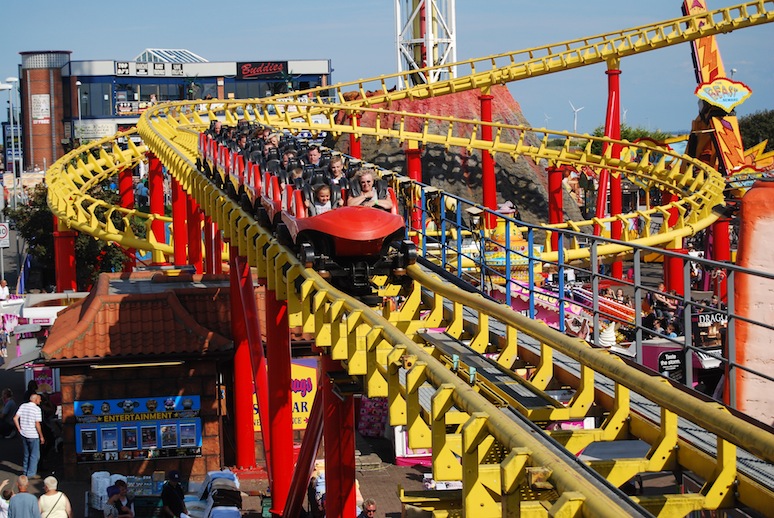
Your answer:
[331,85,583,226]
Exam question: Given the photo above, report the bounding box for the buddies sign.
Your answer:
[238,61,287,80]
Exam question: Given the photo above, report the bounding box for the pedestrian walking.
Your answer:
[12,394,44,478]
[7,476,38,518]
[38,477,71,518]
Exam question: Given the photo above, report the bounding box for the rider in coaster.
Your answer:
[347,170,393,211]
[328,156,346,185]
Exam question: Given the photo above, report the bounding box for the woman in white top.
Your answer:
[38,476,72,518]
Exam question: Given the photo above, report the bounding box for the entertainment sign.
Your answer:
[74,395,202,463]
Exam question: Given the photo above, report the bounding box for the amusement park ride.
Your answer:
[45,1,774,517]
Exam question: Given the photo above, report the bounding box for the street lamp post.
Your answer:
[75,80,82,141]
[5,77,19,210]
[0,82,10,281]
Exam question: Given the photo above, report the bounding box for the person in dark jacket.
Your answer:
[161,471,187,518]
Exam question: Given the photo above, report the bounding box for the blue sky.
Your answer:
[1,1,771,135]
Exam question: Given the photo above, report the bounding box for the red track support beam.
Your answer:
[213,224,223,274]
[203,215,215,274]
[349,114,361,159]
[236,257,271,478]
[229,248,258,470]
[711,217,731,300]
[171,178,188,266]
[118,167,136,272]
[147,154,165,251]
[187,196,203,273]
[229,250,271,476]
[665,248,687,296]
[265,288,293,514]
[322,356,357,518]
[283,388,324,518]
[547,166,564,251]
[406,142,423,242]
[662,192,680,228]
[604,65,623,279]
[660,191,684,291]
[480,92,497,229]
[53,216,77,292]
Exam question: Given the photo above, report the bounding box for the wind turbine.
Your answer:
[622,107,628,124]
[569,100,584,134]
[544,113,551,126]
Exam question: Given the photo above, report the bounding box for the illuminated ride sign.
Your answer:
[694,77,752,112]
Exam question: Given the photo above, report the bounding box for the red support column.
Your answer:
[480,92,497,229]
[53,216,77,292]
[405,142,423,242]
[119,167,136,271]
[282,388,324,517]
[321,356,357,518]
[229,247,257,469]
[147,154,166,250]
[187,196,203,273]
[349,113,361,159]
[214,223,223,274]
[711,217,731,300]
[662,192,680,227]
[203,215,215,274]
[665,248,687,296]
[604,64,623,279]
[171,178,188,266]
[235,255,271,477]
[661,191,683,290]
[265,288,292,514]
[547,166,564,251]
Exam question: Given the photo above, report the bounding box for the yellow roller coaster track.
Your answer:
[260,1,774,108]
[44,2,774,516]
[108,112,774,515]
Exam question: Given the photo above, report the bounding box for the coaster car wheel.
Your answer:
[298,242,316,268]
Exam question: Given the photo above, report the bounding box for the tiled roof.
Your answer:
[42,272,233,364]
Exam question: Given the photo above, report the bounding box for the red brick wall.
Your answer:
[59,360,228,480]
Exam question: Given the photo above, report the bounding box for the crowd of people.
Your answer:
[0,381,62,483]
[0,475,72,518]
[202,120,394,217]
[595,280,728,345]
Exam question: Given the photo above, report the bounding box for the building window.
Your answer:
[79,82,113,118]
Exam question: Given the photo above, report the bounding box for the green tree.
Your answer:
[738,109,774,153]
[5,182,131,292]
[589,124,673,155]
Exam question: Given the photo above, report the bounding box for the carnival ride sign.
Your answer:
[74,395,202,462]
[694,77,752,112]
[253,358,317,431]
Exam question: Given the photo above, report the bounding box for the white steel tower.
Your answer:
[395,0,457,88]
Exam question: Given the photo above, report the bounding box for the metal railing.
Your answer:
[403,187,773,408]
